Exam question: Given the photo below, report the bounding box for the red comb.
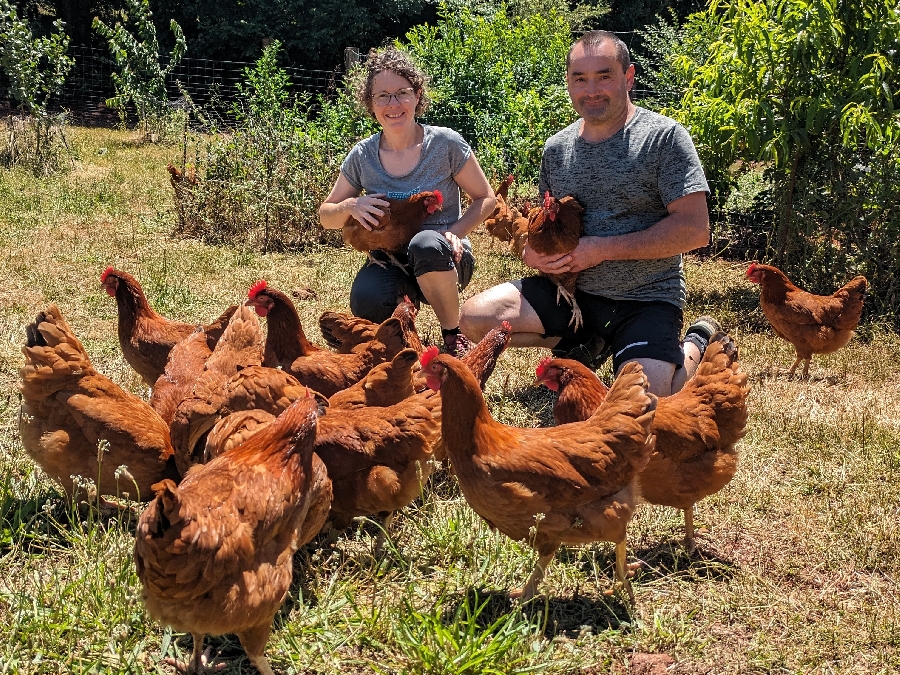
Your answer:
[501,320,511,331]
[100,266,115,283]
[433,190,443,205]
[507,174,514,184]
[248,279,267,299]
[543,191,552,209]
[535,355,553,379]
[745,263,757,276]
[420,345,440,368]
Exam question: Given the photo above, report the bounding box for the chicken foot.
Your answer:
[366,252,389,269]
[602,541,640,604]
[163,632,226,674]
[373,511,396,556]
[509,550,556,601]
[555,285,583,332]
[786,355,811,379]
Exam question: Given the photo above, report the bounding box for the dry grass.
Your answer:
[1,127,899,674]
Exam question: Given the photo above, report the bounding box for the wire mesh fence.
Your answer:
[0,31,657,128]
[0,44,344,125]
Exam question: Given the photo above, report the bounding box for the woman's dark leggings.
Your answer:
[349,229,475,323]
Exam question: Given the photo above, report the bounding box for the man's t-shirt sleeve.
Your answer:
[658,123,710,206]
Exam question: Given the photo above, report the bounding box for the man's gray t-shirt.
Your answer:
[341,125,472,231]
[539,107,709,307]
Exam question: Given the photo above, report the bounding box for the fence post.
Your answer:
[344,47,362,72]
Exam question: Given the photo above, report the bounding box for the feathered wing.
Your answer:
[150,328,213,425]
[19,305,177,498]
[315,395,440,523]
[477,363,656,507]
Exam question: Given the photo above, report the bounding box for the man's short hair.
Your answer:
[567,30,631,73]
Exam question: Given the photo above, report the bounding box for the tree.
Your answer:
[669,0,900,317]
[0,0,74,172]
[93,0,186,140]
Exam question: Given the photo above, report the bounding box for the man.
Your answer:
[460,30,717,396]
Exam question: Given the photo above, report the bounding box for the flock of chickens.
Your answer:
[15,174,870,673]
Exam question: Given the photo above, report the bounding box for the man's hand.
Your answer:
[522,245,573,273]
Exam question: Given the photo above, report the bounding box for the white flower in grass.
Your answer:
[114,465,133,482]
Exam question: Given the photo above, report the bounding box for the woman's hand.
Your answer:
[350,194,389,230]
[443,230,464,264]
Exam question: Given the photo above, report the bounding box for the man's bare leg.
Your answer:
[460,282,559,348]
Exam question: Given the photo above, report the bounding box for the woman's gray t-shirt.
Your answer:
[539,107,709,307]
[340,125,472,231]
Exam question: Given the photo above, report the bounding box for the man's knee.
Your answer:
[617,357,677,397]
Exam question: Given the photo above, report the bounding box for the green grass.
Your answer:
[1,127,899,674]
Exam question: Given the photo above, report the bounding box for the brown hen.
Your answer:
[19,305,179,499]
[746,263,867,378]
[527,192,586,329]
[319,296,424,354]
[100,267,237,386]
[134,394,331,675]
[342,190,443,269]
[537,332,749,550]
[315,388,441,536]
[483,175,521,243]
[248,280,409,397]
[422,348,657,600]
[329,348,420,410]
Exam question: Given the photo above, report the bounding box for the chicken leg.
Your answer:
[163,632,225,673]
[237,623,276,675]
[509,550,557,601]
[556,285,583,331]
[605,541,640,604]
[684,507,696,553]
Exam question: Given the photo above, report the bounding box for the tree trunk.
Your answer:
[775,152,800,266]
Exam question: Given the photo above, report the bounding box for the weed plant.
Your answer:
[1,127,899,673]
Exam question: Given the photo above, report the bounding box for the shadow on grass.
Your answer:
[493,384,557,428]
[690,284,769,331]
[632,541,737,583]
[443,585,634,638]
[0,489,141,556]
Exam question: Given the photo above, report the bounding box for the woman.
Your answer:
[319,47,496,357]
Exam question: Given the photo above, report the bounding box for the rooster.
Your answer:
[421,348,656,600]
[745,263,867,378]
[19,305,179,500]
[537,332,749,551]
[342,190,443,269]
[134,394,331,675]
[100,267,237,386]
[527,192,586,329]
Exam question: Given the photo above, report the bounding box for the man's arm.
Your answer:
[526,191,709,274]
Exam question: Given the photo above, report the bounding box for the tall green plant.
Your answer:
[404,2,576,183]
[0,0,73,173]
[177,42,350,250]
[92,0,186,141]
[669,0,900,259]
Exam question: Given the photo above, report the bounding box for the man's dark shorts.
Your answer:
[516,276,685,371]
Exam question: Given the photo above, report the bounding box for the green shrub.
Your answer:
[404,2,577,184]
[638,0,900,323]
[174,42,365,250]
[0,0,73,174]
[93,0,187,143]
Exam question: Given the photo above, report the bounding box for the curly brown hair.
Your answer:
[350,46,432,119]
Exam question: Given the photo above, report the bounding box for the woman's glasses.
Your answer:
[372,88,416,107]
